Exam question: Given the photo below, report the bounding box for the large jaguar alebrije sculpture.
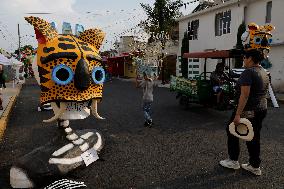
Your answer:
[10,16,106,188]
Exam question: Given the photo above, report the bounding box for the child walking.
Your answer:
[136,72,158,127]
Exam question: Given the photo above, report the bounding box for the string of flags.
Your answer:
[0,0,201,52]
[182,0,200,9]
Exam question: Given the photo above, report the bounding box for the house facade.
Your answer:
[177,0,284,92]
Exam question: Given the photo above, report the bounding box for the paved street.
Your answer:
[0,78,284,189]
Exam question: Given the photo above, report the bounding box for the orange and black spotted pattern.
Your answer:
[25,16,106,105]
[78,29,105,50]
[246,23,274,50]
[25,16,58,42]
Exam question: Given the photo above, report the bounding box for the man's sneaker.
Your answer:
[144,120,153,127]
[144,121,149,127]
[147,120,153,127]
[219,159,240,170]
[241,163,262,176]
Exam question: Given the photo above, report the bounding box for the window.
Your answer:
[266,1,272,23]
[223,10,231,34]
[127,64,132,71]
[215,12,223,36]
[244,6,247,24]
[215,10,231,36]
[188,19,199,40]
[188,58,200,78]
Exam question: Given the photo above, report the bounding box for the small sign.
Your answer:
[81,148,99,166]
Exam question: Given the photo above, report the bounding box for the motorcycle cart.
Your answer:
[170,50,241,110]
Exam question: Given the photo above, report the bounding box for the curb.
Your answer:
[0,84,23,141]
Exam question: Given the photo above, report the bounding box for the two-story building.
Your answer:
[177,0,284,92]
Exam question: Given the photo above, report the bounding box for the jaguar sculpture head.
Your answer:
[25,16,106,122]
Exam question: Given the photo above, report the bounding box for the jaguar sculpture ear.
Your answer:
[263,24,275,32]
[78,28,105,50]
[25,16,58,44]
[248,23,259,31]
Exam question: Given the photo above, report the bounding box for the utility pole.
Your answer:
[157,1,165,85]
[17,23,21,60]
[160,35,165,84]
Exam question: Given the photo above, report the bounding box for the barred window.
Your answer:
[215,10,231,36]
[188,19,199,40]
[266,1,272,23]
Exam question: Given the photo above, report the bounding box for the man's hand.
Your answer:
[233,114,241,125]
[153,73,157,80]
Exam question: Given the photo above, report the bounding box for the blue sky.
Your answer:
[0,0,198,52]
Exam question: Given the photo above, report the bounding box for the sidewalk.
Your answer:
[276,92,284,104]
[0,81,23,140]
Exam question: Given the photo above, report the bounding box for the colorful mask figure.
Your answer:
[241,23,274,50]
[10,17,106,188]
[20,45,35,78]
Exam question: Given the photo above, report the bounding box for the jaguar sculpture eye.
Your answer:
[254,36,262,45]
[91,67,105,84]
[52,64,74,85]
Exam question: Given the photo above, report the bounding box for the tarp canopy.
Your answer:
[0,54,10,65]
[9,57,23,66]
[183,49,243,59]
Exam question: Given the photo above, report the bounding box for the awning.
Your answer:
[183,50,230,59]
[183,49,243,59]
[0,54,10,65]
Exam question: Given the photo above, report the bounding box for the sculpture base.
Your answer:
[10,129,103,188]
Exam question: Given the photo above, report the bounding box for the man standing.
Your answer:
[0,64,6,89]
[219,49,269,176]
[0,64,4,110]
[136,72,157,127]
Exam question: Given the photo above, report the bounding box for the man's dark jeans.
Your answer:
[226,109,267,168]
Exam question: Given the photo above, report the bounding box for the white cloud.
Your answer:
[0,0,77,52]
[0,0,76,13]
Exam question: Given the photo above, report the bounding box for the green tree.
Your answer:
[140,0,183,40]
[181,31,189,78]
[235,22,246,68]
[140,0,184,83]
